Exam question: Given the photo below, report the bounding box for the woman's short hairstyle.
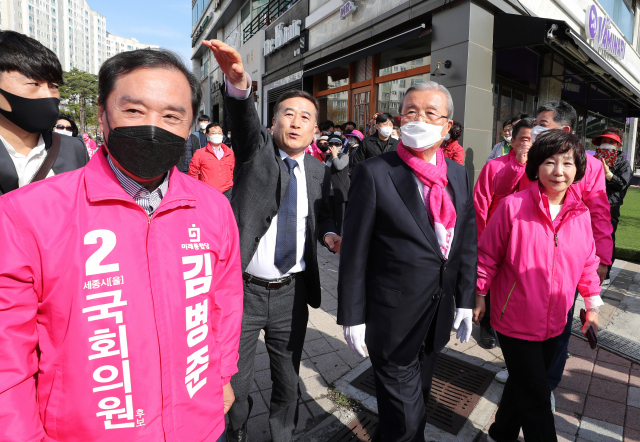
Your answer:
[57,113,79,137]
[525,129,586,183]
[448,121,463,141]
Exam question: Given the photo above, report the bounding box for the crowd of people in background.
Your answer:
[0,28,637,442]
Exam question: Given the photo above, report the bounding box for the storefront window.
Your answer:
[316,65,349,91]
[598,0,634,42]
[355,56,373,83]
[192,0,206,28]
[378,35,431,77]
[317,91,349,124]
[377,74,430,117]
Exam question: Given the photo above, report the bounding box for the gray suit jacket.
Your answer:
[224,86,336,308]
[0,130,89,195]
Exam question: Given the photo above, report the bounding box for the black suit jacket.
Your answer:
[352,132,399,167]
[337,151,477,366]
[0,130,89,195]
[223,86,336,308]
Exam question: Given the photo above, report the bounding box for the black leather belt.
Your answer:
[243,272,295,290]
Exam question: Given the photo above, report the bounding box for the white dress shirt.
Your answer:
[246,149,309,279]
[0,133,54,187]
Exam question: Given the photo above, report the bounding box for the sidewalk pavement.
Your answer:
[243,246,640,442]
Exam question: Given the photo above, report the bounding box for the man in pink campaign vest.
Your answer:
[0,49,243,442]
[338,82,477,442]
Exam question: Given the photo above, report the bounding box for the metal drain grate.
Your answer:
[350,354,495,435]
[571,321,640,364]
[326,411,378,442]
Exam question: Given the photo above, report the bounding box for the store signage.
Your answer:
[585,4,626,60]
[340,1,356,20]
[263,20,302,56]
[192,14,211,48]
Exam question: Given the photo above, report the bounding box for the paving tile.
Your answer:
[557,432,575,442]
[320,296,338,311]
[630,366,640,389]
[583,396,627,426]
[321,364,352,384]
[569,336,598,360]
[256,338,267,355]
[555,387,587,414]
[558,371,592,394]
[294,402,312,434]
[318,321,344,338]
[624,428,640,442]
[249,379,259,394]
[554,408,580,436]
[300,374,329,401]
[303,338,335,358]
[598,350,633,368]
[336,347,367,369]
[463,342,498,363]
[565,355,597,376]
[247,413,271,442]
[254,368,272,390]
[627,406,640,431]
[299,358,320,380]
[588,378,629,404]
[579,416,624,442]
[254,352,270,372]
[593,361,630,384]
[628,387,640,409]
[260,388,271,407]
[305,398,333,425]
[304,327,323,342]
[250,391,269,417]
[327,334,349,351]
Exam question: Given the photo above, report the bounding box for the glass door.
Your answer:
[351,87,371,134]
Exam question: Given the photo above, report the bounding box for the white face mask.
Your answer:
[333,131,342,137]
[379,126,393,138]
[504,136,512,143]
[599,143,616,150]
[401,121,447,152]
[530,125,549,143]
[444,133,450,141]
[390,135,399,140]
[208,134,224,144]
[55,129,73,137]
[227,134,231,139]
[199,123,208,130]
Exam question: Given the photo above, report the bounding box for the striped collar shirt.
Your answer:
[107,155,170,215]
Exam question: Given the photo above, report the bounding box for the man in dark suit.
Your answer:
[178,131,202,174]
[0,31,88,195]
[204,39,340,442]
[338,82,477,442]
[352,112,399,167]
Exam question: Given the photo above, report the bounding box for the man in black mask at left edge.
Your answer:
[0,31,88,195]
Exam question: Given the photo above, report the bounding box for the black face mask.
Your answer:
[318,143,330,152]
[106,115,186,179]
[0,87,60,134]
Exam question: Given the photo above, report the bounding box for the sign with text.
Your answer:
[340,1,356,20]
[264,20,302,56]
[585,4,626,60]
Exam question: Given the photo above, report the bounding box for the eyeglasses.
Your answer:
[399,110,447,123]
[56,124,72,131]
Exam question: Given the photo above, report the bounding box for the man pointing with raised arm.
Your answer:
[203,40,340,442]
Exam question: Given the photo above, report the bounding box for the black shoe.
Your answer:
[480,324,497,349]
[226,395,253,442]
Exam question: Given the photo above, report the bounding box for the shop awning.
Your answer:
[303,24,428,77]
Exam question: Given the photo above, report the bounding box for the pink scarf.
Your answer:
[397,142,456,259]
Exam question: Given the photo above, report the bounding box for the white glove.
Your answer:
[343,324,367,358]
[453,308,473,344]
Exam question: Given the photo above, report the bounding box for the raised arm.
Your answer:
[203,40,267,165]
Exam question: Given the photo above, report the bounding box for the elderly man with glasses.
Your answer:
[337,81,477,442]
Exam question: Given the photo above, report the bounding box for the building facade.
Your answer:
[192,0,640,177]
[0,0,158,75]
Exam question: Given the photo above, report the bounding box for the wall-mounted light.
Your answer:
[432,60,452,77]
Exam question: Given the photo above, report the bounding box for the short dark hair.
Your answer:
[274,90,319,120]
[205,122,222,133]
[319,120,334,131]
[345,121,356,127]
[0,30,63,85]
[56,113,79,137]
[448,121,463,141]
[503,119,513,129]
[198,115,211,123]
[525,129,586,183]
[98,49,202,124]
[602,127,623,140]
[376,113,393,124]
[512,117,535,140]
[511,113,530,125]
[537,100,577,131]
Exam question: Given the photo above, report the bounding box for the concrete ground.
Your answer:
[240,247,640,441]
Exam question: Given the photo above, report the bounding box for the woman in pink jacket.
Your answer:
[474,130,601,442]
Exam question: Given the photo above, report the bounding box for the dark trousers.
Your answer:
[489,332,560,442]
[369,315,440,442]
[223,188,232,202]
[607,204,621,279]
[547,291,578,391]
[330,196,346,236]
[480,290,492,328]
[227,274,309,442]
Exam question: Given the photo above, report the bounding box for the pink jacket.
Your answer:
[477,184,601,341]
[491,153,613,264]
[0,148,243,441]
[473,149,516,239]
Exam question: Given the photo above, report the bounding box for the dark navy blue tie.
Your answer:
[274,158,298,274]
